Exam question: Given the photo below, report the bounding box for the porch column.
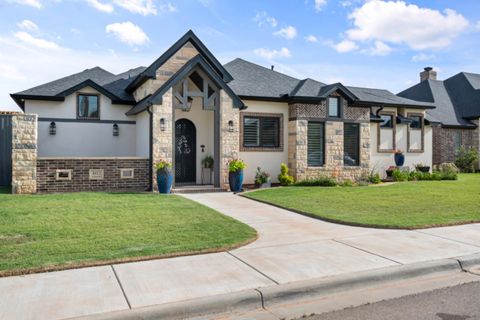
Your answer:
[219,90,240,190]
[151,88,174,192]
[11,114,37,194]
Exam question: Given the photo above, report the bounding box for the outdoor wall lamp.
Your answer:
[228,120,234,132]
[113,123,119,137]
[49,121,56,135]
[160,118,166,131]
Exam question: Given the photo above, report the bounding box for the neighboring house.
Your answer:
[399,68,480,167]
[9,30,434,193]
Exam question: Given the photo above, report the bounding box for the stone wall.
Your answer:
[288,102,370,182]
[36,158,149,193]
[151,88,174,191]
[219,90,240,189]
[11,114,37,194]
[134,41,199,101]
[432,120,480,166]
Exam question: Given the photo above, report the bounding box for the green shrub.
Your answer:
[434,162,459,180]
[392,169,409,182]
[278,163,294,186]
[367,172,381,184]
[229,159,246,173]
[294,176,337,187]
[341,179,354,187]
[155,160,172,170]
[408,171,418,181]
[455,148,479,173]
[430,172,442,180]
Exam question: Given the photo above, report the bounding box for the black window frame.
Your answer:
[344,122,360,167]
[307,121,325,167]
[242,115,280,149]
[77,93,100,120]
[380,114,394,128]
[409,115,422,129]
[327,96,341,118]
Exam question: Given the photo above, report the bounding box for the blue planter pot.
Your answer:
[394,153,405,167]
[157,168,173,194]
[229,169,244,192]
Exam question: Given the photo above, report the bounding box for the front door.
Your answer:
[175,119,196,183]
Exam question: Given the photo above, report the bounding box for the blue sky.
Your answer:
[1,0,480,111]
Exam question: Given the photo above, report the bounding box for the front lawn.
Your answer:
[244,174,480,229]
[0,190,256,276]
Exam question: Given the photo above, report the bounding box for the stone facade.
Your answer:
[36,158,149,193]
[288,101,370,182]
[134,41,199,101]
[219,90,240,189]
[151,88,174,191]
[432,120,480,166]
[11,114,37,194]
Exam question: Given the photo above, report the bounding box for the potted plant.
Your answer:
[415,163,430,173]
[254,167,271,188]
[386,166,397,178]
[394,150,405,167]
[228,159,246,193]
[156,160,173,194]
[201,155,214,169]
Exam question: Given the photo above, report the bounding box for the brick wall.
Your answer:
[432,121,479,165]
[36,158,149,193]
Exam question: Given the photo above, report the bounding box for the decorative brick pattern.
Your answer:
[432,121,480,166]
[36,158,149,193]
[134,42,199,101]
[344,105,370,121]
[289,102,326,119]
[151,88,174,191]
[11,114,37,194]
[220,90,240,189]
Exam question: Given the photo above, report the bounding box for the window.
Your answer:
[344,123,360,166]
[380,115,393,128]
[328,97,340,118]
[77,94,99,119]
[242,116,280,148]
[120,168,135,179]
[454,132,462,153]
[307,122,325,166]
[409,115,422,129]
[56,169,72,181]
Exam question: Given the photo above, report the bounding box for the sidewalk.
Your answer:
[1,193,480,320]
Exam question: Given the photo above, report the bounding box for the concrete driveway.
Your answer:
[1,192,480,320]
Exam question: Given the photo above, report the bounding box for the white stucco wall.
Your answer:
[370,107,433,176]
[136,111,150,157]
[25,86,139,157]
[239,100,289,184]
[174,96,214,184]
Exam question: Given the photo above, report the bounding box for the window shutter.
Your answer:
[260,117,279,147]
[307,122,324,166]
[243,117,259,147]
[344,123,360,166]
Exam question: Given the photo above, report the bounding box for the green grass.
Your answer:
[0,190,256,275]
[244,174,480,229]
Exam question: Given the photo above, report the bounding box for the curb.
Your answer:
[74,257,479,320]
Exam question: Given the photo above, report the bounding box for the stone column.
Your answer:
[219,90,239,189]
[11,114,37,194]
[151,88,174,191]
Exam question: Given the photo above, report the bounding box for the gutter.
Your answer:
[147,104,154,192]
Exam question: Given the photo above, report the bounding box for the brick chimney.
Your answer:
[420,67,437,82]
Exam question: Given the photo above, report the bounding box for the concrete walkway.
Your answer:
[1,193,480,320]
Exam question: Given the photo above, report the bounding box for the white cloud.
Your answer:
[86,0,114,13]
[274,26,297,40]
[14,32,64,50]
[105,22,149,46]
[366,40,392,56]
[332,40,358,53]
[112,0,156,16]
[253,11,277,28]
[314,0,327,11]
[0,62,25,81]
[411,53,436,62]
[253,47,291,59]
[305,35,318,43]
[159,2,176,12]
[340,1,352,7]
[346,0,469,50]
[476,21,480,31]
[7,0,42,8]
[17,20,39,32]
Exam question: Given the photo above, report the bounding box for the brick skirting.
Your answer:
[36,158,150,193]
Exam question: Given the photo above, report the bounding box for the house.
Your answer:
[8,30,434,193]
[399,68,480,167]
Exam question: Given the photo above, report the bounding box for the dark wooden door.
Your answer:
[0,115,12,186]
[175,119,196,183]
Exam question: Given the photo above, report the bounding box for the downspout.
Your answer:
[147,104,153,192]
[375,106,384,116]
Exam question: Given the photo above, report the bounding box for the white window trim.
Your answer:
[120,168,135,179]
[56,169,72,181]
